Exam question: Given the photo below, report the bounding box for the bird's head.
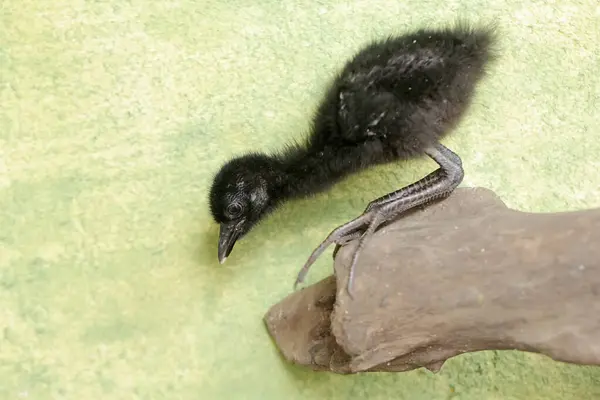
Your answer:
[208,153,280,264]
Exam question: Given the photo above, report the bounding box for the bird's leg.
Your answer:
[363,169,444,212]
[331,168,445,259]
[344,143,463,296]
[294,143,464,296]
[331,146,462,255]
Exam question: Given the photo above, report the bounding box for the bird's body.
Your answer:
[268,24,494,200]
[209,23,496,291]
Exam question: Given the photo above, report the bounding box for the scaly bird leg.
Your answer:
[294,162,449,290]
[294,143,464,298]
[331,167,445,259]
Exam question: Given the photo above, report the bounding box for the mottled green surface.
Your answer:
[1,0,599,398]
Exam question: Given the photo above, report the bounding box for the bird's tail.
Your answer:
[439,19,500,69]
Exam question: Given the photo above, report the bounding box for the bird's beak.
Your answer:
[218,222,239,264]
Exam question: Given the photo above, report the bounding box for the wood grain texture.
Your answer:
[264,187,600,374]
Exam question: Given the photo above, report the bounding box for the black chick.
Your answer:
[209,22,497,295]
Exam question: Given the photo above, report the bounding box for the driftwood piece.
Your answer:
[264,187,600,374]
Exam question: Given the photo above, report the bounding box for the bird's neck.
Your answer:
[272,144,368,201]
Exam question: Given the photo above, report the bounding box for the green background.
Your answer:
[1,0,599,398]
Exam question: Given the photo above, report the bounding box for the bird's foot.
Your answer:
[294,208,386,299]
[331,197,397,259]
[332,231,362,259]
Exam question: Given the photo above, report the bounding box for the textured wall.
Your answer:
[1,0,599,398]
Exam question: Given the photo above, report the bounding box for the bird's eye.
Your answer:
[227,203,243,217]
